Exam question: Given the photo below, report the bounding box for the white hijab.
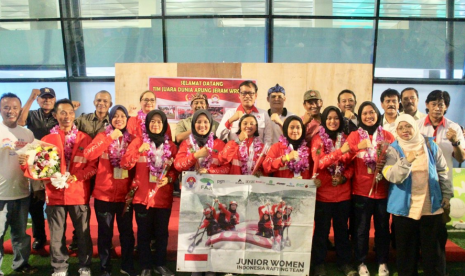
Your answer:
[394,114,424,152]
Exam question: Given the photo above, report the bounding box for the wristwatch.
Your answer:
[452,140,461,147]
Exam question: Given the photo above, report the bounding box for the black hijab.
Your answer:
[145,109,168,147]
[191,109,213,147]
[321,106,344,140]
[282,115,306,150]
[109,105,129,133]
[357,101,381,135]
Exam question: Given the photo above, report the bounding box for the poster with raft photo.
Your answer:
[177,172,317,275]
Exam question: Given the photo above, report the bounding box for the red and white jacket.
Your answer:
[127,116,172,140]
[174,138,230,174]
[120,137,178,208]
[345,129,395,199]
[84,132,134,203]
[218,139,265,175]
[40,130,98,205]
[258,205,272,229]
[311,133,354,203]
[262,142,311,179]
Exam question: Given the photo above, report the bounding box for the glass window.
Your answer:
[79,19,163,76]
[456,0,465,18]
[70,82,115,114]
[453,22,465,78]
[166,18,266,62]
[166,0,266,15]
[273,19,375,63]
[273,0,376,16]
[0,0,59,19]
[0,82,68,111]
[380,0,447,18]
[79,0,161,17]
[375,20,447,78]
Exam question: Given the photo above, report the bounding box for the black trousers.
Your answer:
[94,199,135,273]
[29,192,46,241]
[393,214,444,276]
[352,195,390,265]
[312,200,352,266]
[134,204,171,269]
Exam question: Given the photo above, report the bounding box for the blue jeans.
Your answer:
[0,196,31,273]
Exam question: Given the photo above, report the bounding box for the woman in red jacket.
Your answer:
[218,114,265,176]
[174,109,230,174]
[256,204,273,238]
[262,116,311,179]
[310,106,356,276]
[121,110,178,276]
[345,102,395,276]
[126,90,172,139]
[83,105,137,276]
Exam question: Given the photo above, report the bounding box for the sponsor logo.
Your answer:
[211,94,220,104]
[255,180,265,184]
[236,179,244,184]
[287,182,295,187]
[276,182,285,185]
[217,180,226,184]
[305,184,309,188]
[246,180,255,184]
[186,176,197,189]
[200,178,214,190]
[296,183,305,187]
[266,180,274,186]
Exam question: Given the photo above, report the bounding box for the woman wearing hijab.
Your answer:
[262,116,312,179]
[345,102,395,276]
[84,105,136,276]
[174,109,230,174]
[121,110,178,276]
[383,114,452,276]
[218,114,266,176]
[310,106,356,276]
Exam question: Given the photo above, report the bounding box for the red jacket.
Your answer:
[258,205,272,229]
[120,137,178,208]
[218,139,265,175]
[262,142,311,179]
[84,132,134,203]
[345,129,394,199]
[174,138,230,174]
[41,131,98,205]
[311,133,354,202]
[127,116,172,140]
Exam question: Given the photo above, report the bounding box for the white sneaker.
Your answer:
[52,272,68,276]
[358,263,370,276]
[78,268,91,276]
[378,263,389,276]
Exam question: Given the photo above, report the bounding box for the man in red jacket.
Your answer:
[42,99,97,276]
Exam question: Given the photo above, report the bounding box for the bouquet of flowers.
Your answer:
[17,140,61,180]
[368,141,390,197]
[251,143,270,176]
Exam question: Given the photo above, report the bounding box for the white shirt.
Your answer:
[0,122,34,200]
[400,110,427,121]
[418,116,465,182]
[268,108,295,144]
[382,114,397,135]
[216,106,273,145]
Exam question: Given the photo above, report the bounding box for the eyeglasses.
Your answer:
[397,125,413,131]
[142,98,156,103]
[240,92,256,97]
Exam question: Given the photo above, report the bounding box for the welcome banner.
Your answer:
[176,172,317,275]
[148,77,249,123]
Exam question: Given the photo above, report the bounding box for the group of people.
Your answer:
[0,80,463,276]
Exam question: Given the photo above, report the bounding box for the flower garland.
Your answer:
[238,137,264,175]
[358,126,384,170]
[138,110,147,134]
[279,135,310,174]
[189,133,214,169]
[319,127,345,176]
[105,124,131,168]
[50,125,77,165]
[143,131,172,176]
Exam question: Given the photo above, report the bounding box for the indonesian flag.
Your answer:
[184,253,208,269]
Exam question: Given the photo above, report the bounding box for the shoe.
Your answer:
[205,273,216,276]
[78,268,91,276]
[14,264,39,274]
[153,266,174,276]
[358,263,370,276]
[378,263,389,276]
[150,240,156,252]
[191,273,202,276]
[141,269,151,276]
[339,264,357,276]
[224,274,236,276]
[68,241,78,251]
[121,269,139,276]
[52,272,68,276]
[32,239,45,250]
[313,264,326,276]
[327,239,336,251]
[100,272,111,276]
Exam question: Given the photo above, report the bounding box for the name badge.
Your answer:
[114,168,128,179]
[149,173,158,183]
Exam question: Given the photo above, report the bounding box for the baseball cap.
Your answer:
[39,87,56,98]
[191,93,209,107]
[268,84,285,96]
[303,89,321,101]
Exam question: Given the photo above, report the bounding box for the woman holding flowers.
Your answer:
[121,110,178,276]
[310,106,356,276]
[383,114,452,276]
[262,116,312,179]
[218,114,266,176]
[174,109,230,175]
[83,105,136,276]
[345,102,395,276]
